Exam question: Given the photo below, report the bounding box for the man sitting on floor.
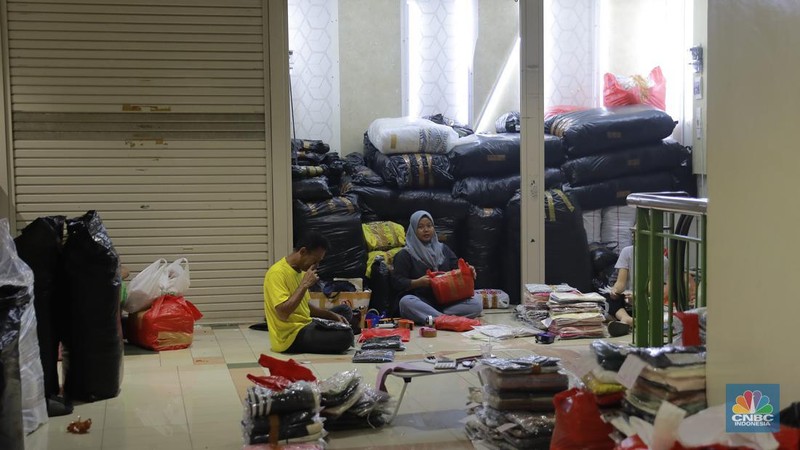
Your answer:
[263,231,354,354]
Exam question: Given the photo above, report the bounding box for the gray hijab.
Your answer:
[404,210,445,270]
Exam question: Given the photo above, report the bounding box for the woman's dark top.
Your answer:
[390,244,459,304]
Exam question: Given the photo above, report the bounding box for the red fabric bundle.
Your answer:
[258,354,316,382]
[126,294,203,351]
[427,258,475,306]
[358,327,411,343]
[246,374,293,391]
[433,315,481,332]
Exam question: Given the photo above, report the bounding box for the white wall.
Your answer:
[706,0,800,406]
[543,0,597,109]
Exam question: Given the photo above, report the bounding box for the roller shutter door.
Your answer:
[5,0,272,323]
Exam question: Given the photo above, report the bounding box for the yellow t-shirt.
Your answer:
[263,258,312,352]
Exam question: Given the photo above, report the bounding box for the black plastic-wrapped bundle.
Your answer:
[589,242,620,292]
[448,134,520,178]
[291,165,326,179]
[452,175,520,208]
[545,168,565,189]
[544,134,566,168]
[292,176,332,201]
[367,258,392,314]
[561,139,687,186]
[433,215,462,257]
[545,105,676,157]
[503,192,522,304]
[544,190,593,292]
[293,197,367,280]
[296,151,325,166]
[13,217,65,400]
[62,211,123,402]
[464,206,505,289]
[349,185,471,221]
[365,142,453,190]
[564,171,678,211]
[424,113,474,137]
[495,111,520,133]
[291,138,330,155]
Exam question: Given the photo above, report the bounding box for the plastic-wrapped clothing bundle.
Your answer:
[495,111,520,133]
[561,139,688,186]
[13,216,65,400]
[483,387,557,411]
[19,304,47,434]
[61,211,124,402]
[366,257,391,312]
[292,177,332,201]
[365,248,402,277]
[343,152,385,187]
[319,383,366,418]
[447,133,520,178]
[352,350,395,363]
[367,117,459,155]
[545,167,565,189]
[292,138,330,155]
[565,171,678,211]
[544,134,566,167]
[451,175,520,208]
[480,367,568,393]
[476,289,510,309]
[365,142,453,189]
[293,197,367,280]
[319,371,361,407]
[360,335,404,351]
[244,382,320,419]
[362,221,405,251]
[424,113,474,137]
[243,410,321,444]
[464,206,504,290]
[543,190,594,292]
[591,340,633,372]
[546,105,676,157]
[349,185,472,221]
[295,151,325,166]
[291,165,326,179]
[345,386,391,418]
[473,405,555,448]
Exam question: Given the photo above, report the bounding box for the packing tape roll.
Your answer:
[419,327,437,338]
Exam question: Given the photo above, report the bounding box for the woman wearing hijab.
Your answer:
[391,210,483,325]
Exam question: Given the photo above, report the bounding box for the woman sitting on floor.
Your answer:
[391,210,483,325]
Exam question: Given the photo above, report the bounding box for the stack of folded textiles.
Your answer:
[319,370,392,430]
[241,381,326,446]
[622,346,707,422]
[579,341,628,406]
[465,355,566,449]
[546,291,607,339]
[515,284,578,330]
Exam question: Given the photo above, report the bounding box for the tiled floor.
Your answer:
[24,311,631,450]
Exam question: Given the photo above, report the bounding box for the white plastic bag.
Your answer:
[19,303,48,434]
[367,117,459,155]
[162,258,190,295]
[124,258,167,313]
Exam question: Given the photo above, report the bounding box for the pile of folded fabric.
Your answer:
[515,284,573,330]
[545,291,607,339]
[241,381,325,446]
[352,334,406,364]
[318,370,392,430]
[466,355,566,449]
[580,341,628,406]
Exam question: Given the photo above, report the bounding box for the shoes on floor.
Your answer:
[248,322,268,331]
[608,321,631,337]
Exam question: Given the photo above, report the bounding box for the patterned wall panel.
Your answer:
[288,0,341,151]
[543,0,597,109]
[406,0,475,124]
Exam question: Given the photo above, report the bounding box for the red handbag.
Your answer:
[427,258,475,306]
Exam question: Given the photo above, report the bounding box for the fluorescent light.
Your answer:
[476,37,520,133]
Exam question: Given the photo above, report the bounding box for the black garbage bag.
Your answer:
[61,211,124,402]
[291,164,326,179]
[452,175,520,208]
[544,190,593,292]
[292,138,330,155]
[561,139,687,186]
[545,105,676,157]
[296,151,325,166]
[293,197,367,280]
[424,113,474,137]
[367,257,392,314]
[564,171,677,211]
[464,207,505,289]
[448,134,520,178]
[343,152,385,187]
[589,242,620,275]
[495,111,520,133]
[344,152,365,168]
[545,168,565,189]
[292,176,333,201]
[503,192,522,304]
[13,217,65,400]
[544,134,566,167]
[349,185,471,221]
[365,141,453,190]
[433,215,462,257]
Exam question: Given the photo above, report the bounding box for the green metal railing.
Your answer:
[626,193,708,347]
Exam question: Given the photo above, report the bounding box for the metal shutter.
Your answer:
[5,0,271,323]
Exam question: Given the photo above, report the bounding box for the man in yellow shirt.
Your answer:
[263,231,354,353]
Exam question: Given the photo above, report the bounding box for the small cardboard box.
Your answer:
[308,290,371,311]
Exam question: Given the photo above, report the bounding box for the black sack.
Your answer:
[452,175,520,208]
[432,215,462,257]
[13,216,65,399]
[495,111,520,133]
[544,134,566,168]
[503,192,522,304]
[343,153,385,187]
[464,206,505,289]
[292,138,330,155]
[545,168,566,189]
[291,165,326,179]
[544,190,593,292]
[448,134,520,178]
[61,211,123,402]
[292,176,333,201]
[564,171,678,211]
[545,105,676,157]
[367,258,391,314]
[561,139,687,186]
[365,140,453,190]
[349,185,472,221]
[293,197,367,280]
[424,113,474,137]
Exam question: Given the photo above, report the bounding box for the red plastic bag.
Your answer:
[433,315,481,332]
[246,374,293,391]
[127,294,203,351]
[616,435,648,450]
[258,354,316,382]
[551,388,615,450]
[604,66,666,111]
[358,327,411,343]
[427,258,475,306]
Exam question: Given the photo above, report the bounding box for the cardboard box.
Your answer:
[308,290,371,311]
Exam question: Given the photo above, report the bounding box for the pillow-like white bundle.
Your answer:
[367,117,459,155]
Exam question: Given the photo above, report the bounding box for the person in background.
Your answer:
[607,243,669,337]
[263,231,354,354]
[391,210,483,325]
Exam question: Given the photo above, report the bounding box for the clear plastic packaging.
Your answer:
[242,411,321,444]
[320,384,365,418]
[360,335,404,350]
[244,382,321,419]
[479,355,561,373]
[483,387,557,411]
[318,371,362,407]
[480,366,568,392]
[352,350,395,363]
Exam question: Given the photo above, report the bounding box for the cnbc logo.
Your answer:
[726,384,780,433]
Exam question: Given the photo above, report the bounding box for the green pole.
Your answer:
[649,210,664,347]
[634,208,650,346]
